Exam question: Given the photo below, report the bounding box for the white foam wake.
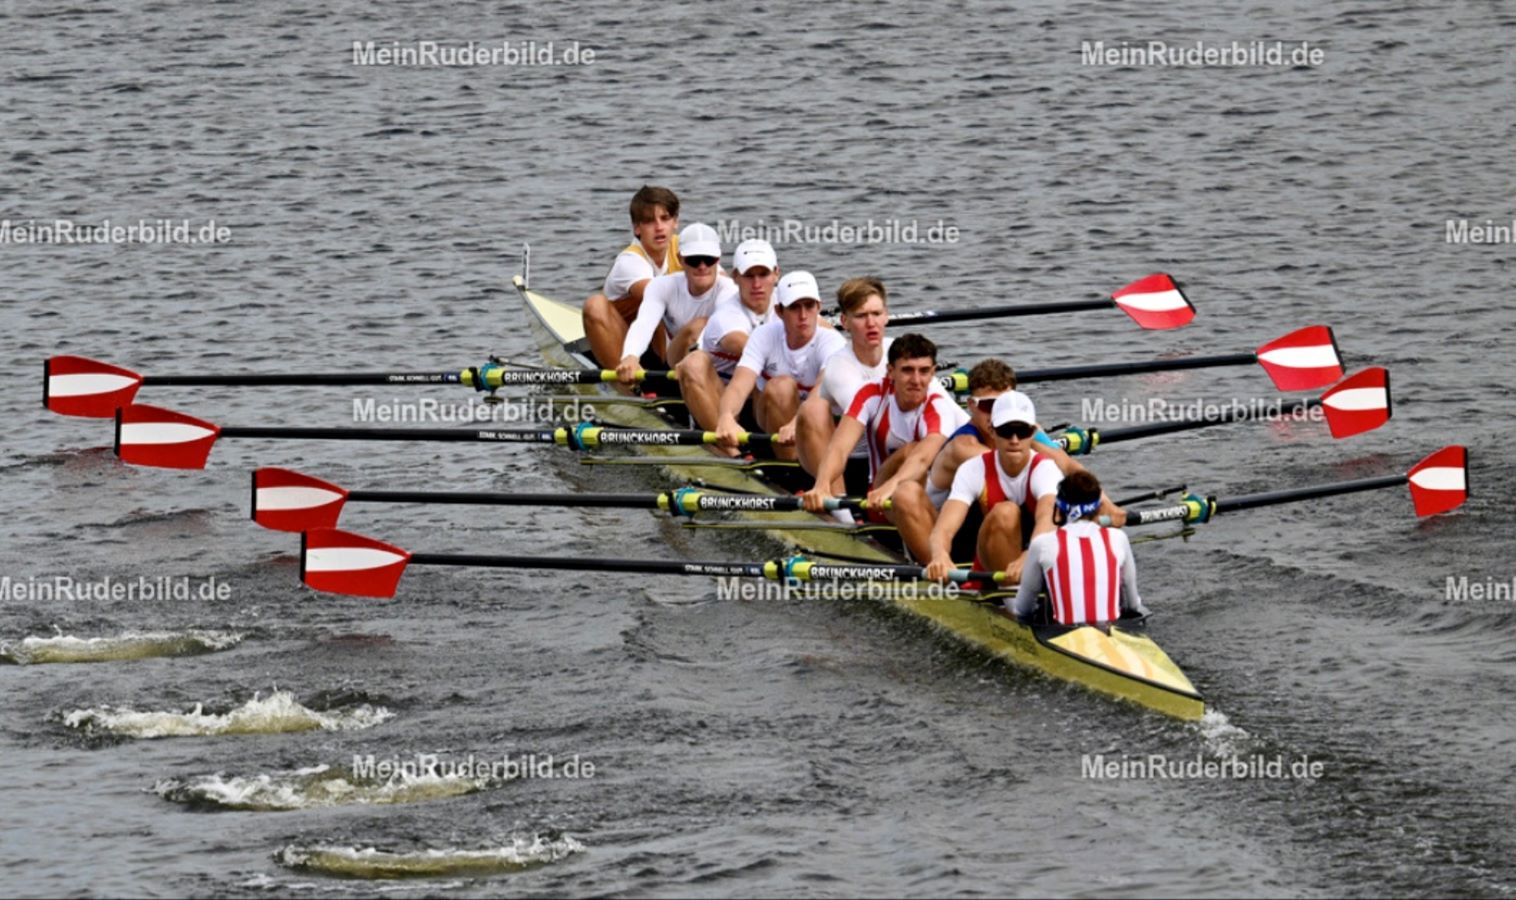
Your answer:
[61,689,393,738]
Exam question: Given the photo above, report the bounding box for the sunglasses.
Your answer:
[683,256,719,269]
[970,396,998,414]
[994,421,1037,441]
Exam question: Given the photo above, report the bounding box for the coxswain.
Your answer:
[583,185,682,368]
[1009,470,1150,624]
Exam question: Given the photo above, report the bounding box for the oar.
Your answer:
[251,467,877,532]
[1057,367,1391,454]
[1124,445,1469,526]
[937,325,1345,394]
[299,528,995,598]
[111,404,771,469]
[42,355,676,418]
[875,273,1195,330]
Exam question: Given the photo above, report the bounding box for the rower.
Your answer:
[714,271,847,459]
[676,239,779,431]
[894,359,1121,560]
[615,222,735,384]
[1010,470,1150,624]
[925,391,1061,585]
[583,185,682,368]
[796,276,892,491]
[802,333,967,530]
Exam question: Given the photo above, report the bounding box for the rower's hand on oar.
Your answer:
[1099,496,1128,527]
[801,489,831,514]
[925,552,957,583]
[714,414,744,451]
[1003,555,1027,585]
[775,419,797,446]
[615,355,642,385]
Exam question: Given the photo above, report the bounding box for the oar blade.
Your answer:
[1255,325,1344,391]
[1110,274,1196,330]
[44,356,144,418]
[114,404,221,469]
[1407,445,1469,517]
[252,468,350,532]
[301,529,412,598]
[1319,367,1392,438]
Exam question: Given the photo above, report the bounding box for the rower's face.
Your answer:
[634,207,677,252]
[968,390,1006,430]
[780,297,820,341]
[681,254,720,293]
[842,294,887,348]
[993,425,1033,469]
[736,266,777,311]
[891,355,936,407]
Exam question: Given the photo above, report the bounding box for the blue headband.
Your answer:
[1055,497,1102,522]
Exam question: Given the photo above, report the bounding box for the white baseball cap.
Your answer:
[679,223,721,260]
[775,271,821,306]
[991,391,1037,428]
[732,239,777,274]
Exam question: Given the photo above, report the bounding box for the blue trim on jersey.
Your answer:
[949,422,979,441]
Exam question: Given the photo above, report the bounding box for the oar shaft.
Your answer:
[221,425,562,444]
[1216,474,1407,514]
[1125,473,1410,526]
[144,372,466,387]
[1018,352,1256,384]
[884,298,1110,326]
[343,489,868,513]
[142,369,676,388]
[406,553,770,578]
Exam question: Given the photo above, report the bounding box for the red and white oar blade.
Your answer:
[1407,445,1468,517]
[114,404,221,469]
[1110,273,1196,330]
[1319,367,1391,438]
[44,356,144,418]
[1255,325,1344,391]
[302,529,413,598]
[253,468,350,532]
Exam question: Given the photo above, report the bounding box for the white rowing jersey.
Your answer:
[736,321,848,394]
[621,272,737,360]
[698,295,776,376]
[602,238,681,301]
[846,376,968,479]
[947,448,1062,513]
[819,338,893,416]
[1013,520,1141,624]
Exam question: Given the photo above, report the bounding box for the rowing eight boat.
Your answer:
[512,271,1208,721]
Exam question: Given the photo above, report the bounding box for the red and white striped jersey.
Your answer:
[846,377,968,479]
[1013,521,1141,625]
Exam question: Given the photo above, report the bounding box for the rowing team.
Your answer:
[579,185,1147,626]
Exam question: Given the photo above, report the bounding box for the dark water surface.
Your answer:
[3,1,1513,896]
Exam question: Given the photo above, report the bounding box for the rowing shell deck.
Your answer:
[514,274,1205,721]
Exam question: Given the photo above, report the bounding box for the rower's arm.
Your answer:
[1117,532,1146,613]
[716,367,760,427]
[926,498,970,581]
[1031,493,1058,540]
[620,291,667,361]
[1011,538,1047,619]
[624,277,653,304]
[716,330,750,359]
[878,433,947,494]
[815,416,863,486]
